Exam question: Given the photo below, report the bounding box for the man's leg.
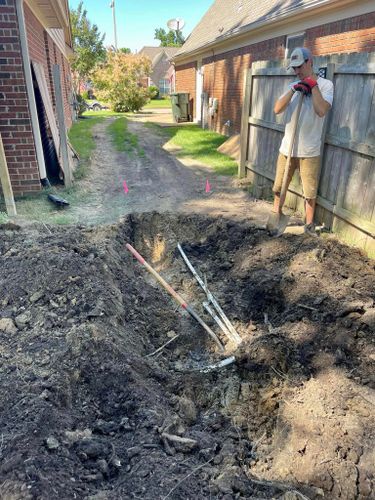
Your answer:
[299,156,320,233]
[305,198,316,225]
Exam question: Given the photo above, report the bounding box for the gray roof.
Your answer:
[175,0,333,58]
[139,46,180,62]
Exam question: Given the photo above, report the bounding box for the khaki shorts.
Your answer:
[273,154,320,199]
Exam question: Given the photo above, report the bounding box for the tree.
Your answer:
[70,1,106,94]
[119,47,131,54]
[154,28,185,47]
[91,50,152,112]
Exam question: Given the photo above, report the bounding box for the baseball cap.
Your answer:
[288,47,312,68]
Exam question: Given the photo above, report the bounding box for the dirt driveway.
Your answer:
[68,110,276,228]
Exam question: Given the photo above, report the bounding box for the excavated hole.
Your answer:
[0,212,374,499]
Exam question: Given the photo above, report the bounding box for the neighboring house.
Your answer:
[138,46,180,95]
[0,0,74,196]
[173,0,375,134]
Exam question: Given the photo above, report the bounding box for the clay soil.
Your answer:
[0,114,374,500]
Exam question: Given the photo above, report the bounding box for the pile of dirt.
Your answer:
[0,213,374,499]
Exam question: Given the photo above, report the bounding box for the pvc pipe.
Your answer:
[126,243,224,351]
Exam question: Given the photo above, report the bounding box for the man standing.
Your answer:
[272,47,334,235]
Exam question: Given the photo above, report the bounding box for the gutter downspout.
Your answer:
[15,0,48,184]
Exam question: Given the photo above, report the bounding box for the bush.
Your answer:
[148,85,159,99]
[92,51,152,113]
[75,94,87,116]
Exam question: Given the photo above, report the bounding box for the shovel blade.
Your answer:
[266,212,290,237]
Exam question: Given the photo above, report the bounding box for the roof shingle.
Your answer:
[175,0,332,57]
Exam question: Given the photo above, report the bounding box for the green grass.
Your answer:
[107,117,144,157]
[142,97,171,109]
[68,115,106,179]
[145,123,237,175]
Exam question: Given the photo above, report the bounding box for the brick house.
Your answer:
[138,46,179,95]
[0,0,73,196]
[173,0,375,135]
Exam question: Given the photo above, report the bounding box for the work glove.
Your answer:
[293,81,312,95]
[302,76,318,89]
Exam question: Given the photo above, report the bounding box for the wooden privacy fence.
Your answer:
[239,53,375,255]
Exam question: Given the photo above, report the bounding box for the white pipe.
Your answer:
[16,0,47,181]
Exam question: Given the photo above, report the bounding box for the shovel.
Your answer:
[267,92,304,236]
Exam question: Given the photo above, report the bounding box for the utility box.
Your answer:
[170,92,190,123]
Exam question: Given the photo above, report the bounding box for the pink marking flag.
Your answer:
[123,180,129,194]
[205,179,211,193]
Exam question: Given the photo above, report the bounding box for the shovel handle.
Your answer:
[126,243,224,351]
[279,93,304,209]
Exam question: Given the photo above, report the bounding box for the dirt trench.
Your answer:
[0,213,374,500]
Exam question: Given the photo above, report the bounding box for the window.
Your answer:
[159,79,171,96]
[285,33,306,58]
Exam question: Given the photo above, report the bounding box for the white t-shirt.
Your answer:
[279,77,334,157]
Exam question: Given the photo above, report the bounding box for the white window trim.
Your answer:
[285,32,306,59]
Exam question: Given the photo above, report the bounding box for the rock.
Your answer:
[14,311,32,329]
[46,436,60,450]
[178,397,197,424]
[0,318,18,334]
[126,446,141,459]
[29,290,44,303]
[65,428,92,444]
[96,459,109,477]
[77,438,108,459]
[93,419,118,434]
[166,330,177,338]
[361,308,375,328]
[161,432,198,453]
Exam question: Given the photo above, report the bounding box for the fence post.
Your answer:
[0,134,17,217]
[239,68,253,178]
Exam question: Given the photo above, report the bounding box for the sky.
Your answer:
[68,0,214,53]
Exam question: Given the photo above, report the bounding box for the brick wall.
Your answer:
[24,3,73,128]
[175,61,196,119]
[176,12,375,135]
[0,0,40,195]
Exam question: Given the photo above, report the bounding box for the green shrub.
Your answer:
[148,85,159,99]
[92,51,152,113]
[75,94,87,116]
[81,90,90,100]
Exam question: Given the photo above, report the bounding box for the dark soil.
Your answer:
[0,213,374,500]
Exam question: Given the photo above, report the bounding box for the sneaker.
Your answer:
[304,222,318,237]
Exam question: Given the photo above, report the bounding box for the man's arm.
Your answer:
[311,86,331,117]
[274,89,294,114]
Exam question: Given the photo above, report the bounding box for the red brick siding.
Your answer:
[0,0,40,195]
[177,12,375,134]
[307,14,375,54]
[175,61,196,119]
[24,3,73,128]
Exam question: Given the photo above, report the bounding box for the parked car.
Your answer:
[86,100,109,111]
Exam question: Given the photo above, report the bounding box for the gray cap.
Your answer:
[288,47,312,68]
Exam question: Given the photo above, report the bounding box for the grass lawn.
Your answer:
[145,123,237,176]
[142,98,171,109]
[1,113,115,225]
[107,117,144,157]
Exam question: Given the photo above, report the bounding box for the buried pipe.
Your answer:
[126,244,224,351]
[177,243,242,344]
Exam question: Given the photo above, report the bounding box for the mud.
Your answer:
[0,213,374,499]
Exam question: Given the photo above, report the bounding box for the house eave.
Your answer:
[173,0,360,64]
[25,0,72,48]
